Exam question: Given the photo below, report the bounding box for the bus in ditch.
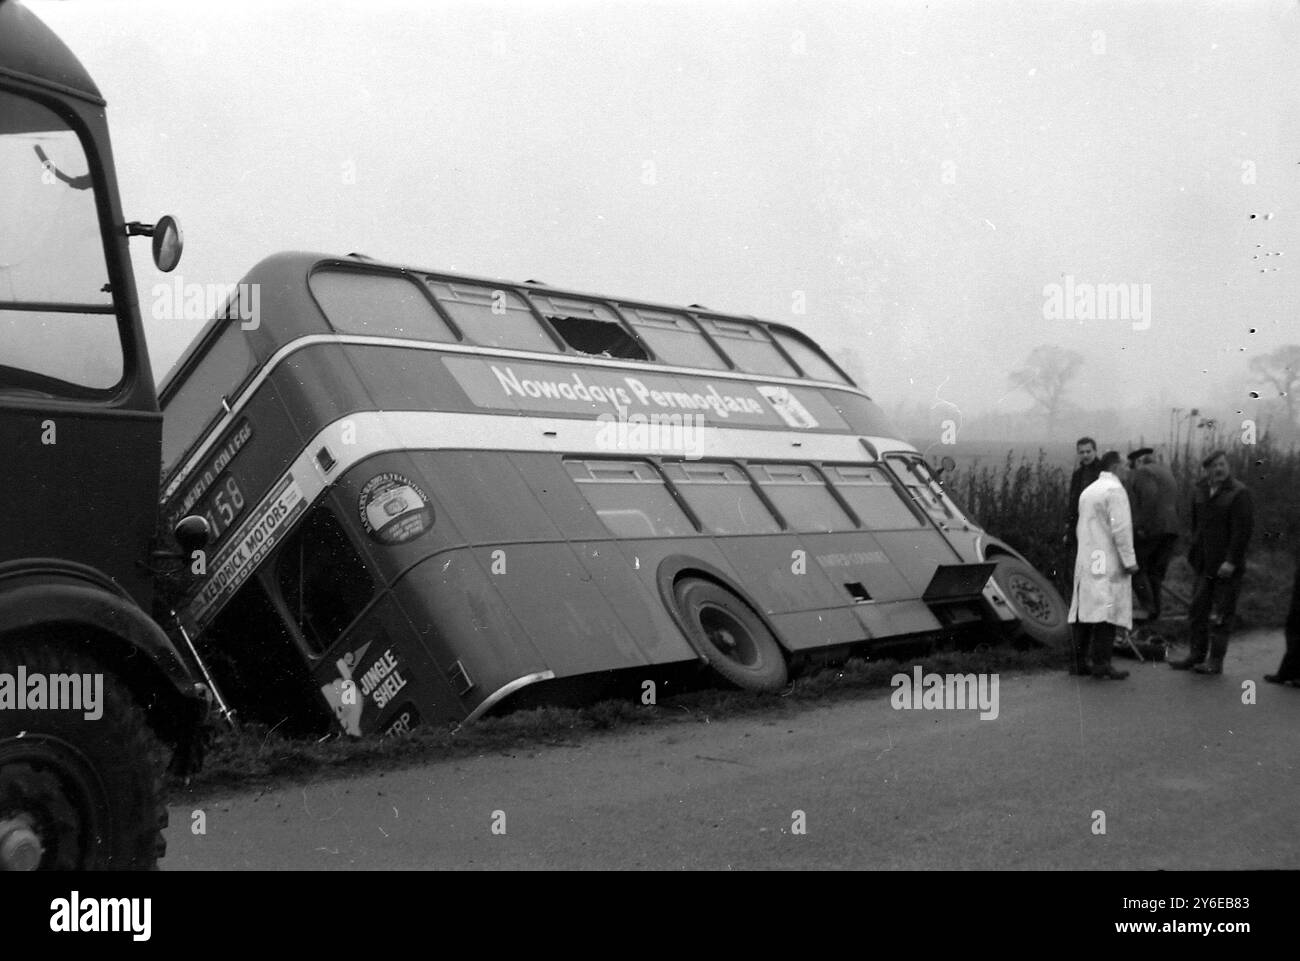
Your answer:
[157,251,1069,737]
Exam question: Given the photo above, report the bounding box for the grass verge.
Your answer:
[170,642,1063,801]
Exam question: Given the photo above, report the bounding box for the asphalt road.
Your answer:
[163,630,1300,869]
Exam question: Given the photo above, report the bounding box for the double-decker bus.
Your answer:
[158,252,1068,737]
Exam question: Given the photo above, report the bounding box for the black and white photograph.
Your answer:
[1,0,1296,934]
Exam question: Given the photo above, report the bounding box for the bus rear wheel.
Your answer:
[990,554,1070,651]
[0,640,167,870]
[673,578,788,692]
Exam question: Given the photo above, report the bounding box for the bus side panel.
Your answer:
[396,549,549,709]
[800,532,919,603]
[569,542,697,666]
[853,600,944,639]
[871,529,965,595]
[715,535,847,614]
[478,542,651,675]
[769,608,868,651]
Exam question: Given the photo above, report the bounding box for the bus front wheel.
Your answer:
[673,578,789,692]
[990,554,1071,651]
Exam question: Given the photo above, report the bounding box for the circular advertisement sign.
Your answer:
[357,472,433,545]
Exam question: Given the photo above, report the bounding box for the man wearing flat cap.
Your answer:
[1126,447,1181,622]
[1171,450,1254,674]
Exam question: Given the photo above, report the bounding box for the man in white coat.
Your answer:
[1068,450,1140,680]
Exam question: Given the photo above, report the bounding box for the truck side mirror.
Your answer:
[152,215,183,272]
[173,514,211,554]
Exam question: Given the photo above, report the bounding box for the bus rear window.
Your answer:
[565,459,694,537]
[161,323,255,473]
[424,279,558,352]
[311,269,454,342]
[750,463,855,532]
[529,294,647,360]
[823,465,924,530]
[770,329,850,384]
[661,461,781,534]
[621,306,728,370]
[697,318,798,377]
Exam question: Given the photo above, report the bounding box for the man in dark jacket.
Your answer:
[1064,437,1102,548]
[1264,542,1300,687]
[1171,450,1254,674]
[1127,448,1181,621]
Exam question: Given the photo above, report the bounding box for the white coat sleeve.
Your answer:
[1107,485,1137,569]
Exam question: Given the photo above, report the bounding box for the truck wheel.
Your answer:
[673,578,789,692]
[990,555,1071,650]
[0,640,167,870]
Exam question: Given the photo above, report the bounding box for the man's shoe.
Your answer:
[1169,656,1202,671]
[1091,666,1130,680]
[1193,660,1223,675]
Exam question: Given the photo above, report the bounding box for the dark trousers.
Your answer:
[1133,533,1178,621]
[1275,564,1300,680]
[1187,570,1245,662]
[1071,621,1117,672]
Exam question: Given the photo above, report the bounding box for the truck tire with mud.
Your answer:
[0,639,167,871]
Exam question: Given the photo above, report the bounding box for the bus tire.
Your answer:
[673,578,788,692]
[990,554,1071,650]
[0,639,167,870]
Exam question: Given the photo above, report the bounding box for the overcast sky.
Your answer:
[30,0,1300,425]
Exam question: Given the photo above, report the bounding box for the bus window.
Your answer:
[276,505,378,656]
[823,464,925,530]
[161,322,255,472]
[769,329,850,384]
[621,306,728,370]
[660,461,781,535]
[696,318,799,377]
[888,456,959,524]
[565,459,694,538]
[310,269,454,342]
[528,294,647,361]
[423,279,559,352]
[0,90,122,394]
[750,462,855,532]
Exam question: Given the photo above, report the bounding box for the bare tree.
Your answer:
[1248,345,1300,426]
[1008,345,1084,435]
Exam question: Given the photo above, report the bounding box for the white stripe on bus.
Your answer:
[184,412,913,620]
[163,333,877,501]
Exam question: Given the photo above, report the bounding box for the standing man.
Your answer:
[1127,447,1181,622]
[1064,436,1103,550]
[1171,450,1254,675]
[1264,541,1300,687]
[1068,450,1140,680]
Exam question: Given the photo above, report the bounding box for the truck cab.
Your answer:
[0,0,206,871]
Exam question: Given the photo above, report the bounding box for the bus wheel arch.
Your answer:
[656,560,790,693]
[984,549,1070,651]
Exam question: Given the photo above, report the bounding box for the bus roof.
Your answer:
[158,250,857,400]
[0,2,102,103]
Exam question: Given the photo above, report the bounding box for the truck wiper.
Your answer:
[33,143,91,190]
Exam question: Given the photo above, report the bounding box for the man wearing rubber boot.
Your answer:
[1068,450,1140,680]
[1171,450,1254,675]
